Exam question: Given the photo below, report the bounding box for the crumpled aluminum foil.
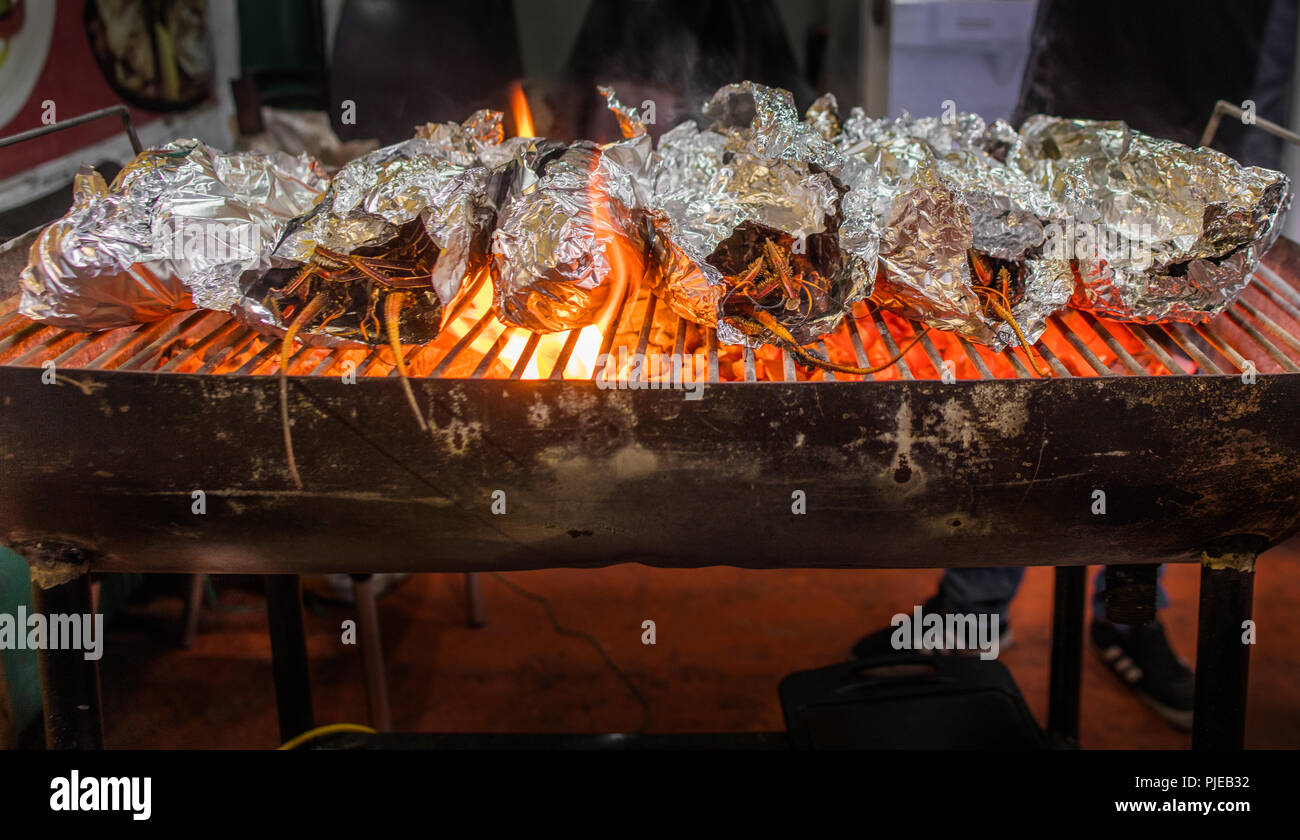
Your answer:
[612,82,874,348]
[488,125,653,333]
[835,108,1073,350]
[1010,116,1292,323]
[416,108,531,171]
[250,111,524,345]
[19,141,328,330]
[805,93,842,142]
[704,82,844,171]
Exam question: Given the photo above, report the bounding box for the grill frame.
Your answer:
[2,231,1300,575]
[5,228,1300,754]
[1,370,1297,576]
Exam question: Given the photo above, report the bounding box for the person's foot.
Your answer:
[850,597,1013,659]
[1091,619,1194,731]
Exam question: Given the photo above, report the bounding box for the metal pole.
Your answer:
[181,573,205,648]
[17,540,104,750]
[464,572,486,628]
[264,574,314,743]
[350,574,393,732]
[1192,553,1255,750]
[1047,565,1086,746]
[1200,98,1300,148]
[859,0,892,118]
[0,104,143,155]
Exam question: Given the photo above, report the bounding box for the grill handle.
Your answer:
[0,105,143,156]
[1200,98,1300,149]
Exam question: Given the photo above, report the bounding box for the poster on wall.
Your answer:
[0,0,218,186]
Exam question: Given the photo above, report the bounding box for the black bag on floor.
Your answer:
[779,655,1048,749]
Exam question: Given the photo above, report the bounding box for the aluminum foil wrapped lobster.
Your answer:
[19,140,328,330]
[832,107,1075,368]
[605,82,891,375]
[1009,116,1291,324]
[486,127,653,334]
[250,110,522,352]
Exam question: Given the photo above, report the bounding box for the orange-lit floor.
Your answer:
[98,537,1300,749]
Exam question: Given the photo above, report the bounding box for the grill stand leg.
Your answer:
[264,574,314,743]
[1047,565,1085,746]
[1192,552,1255,750]
[465,572,486,628]
[181,573,204,648]
[350,574,393,732]
[16,540,103,749]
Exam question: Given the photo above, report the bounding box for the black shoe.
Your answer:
[850,597,1013,659]
[1091,618,1194,731]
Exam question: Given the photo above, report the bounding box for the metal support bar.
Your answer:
[350,574,393,732]
[1200,99,1300,149]
[859,0,892,117]
[1192,552,1256,750]
[464,572,486,628]
[181,573,204,648]
[18,541,103,749]
[264,574,314,743]
[0,104,143,155]
[1047,565,1086,746]
[34,573,103,749]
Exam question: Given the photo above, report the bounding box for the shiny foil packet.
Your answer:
[488,128,653,334]
[836,108,1073,351]
[19,141,328,330]
[613,82,874,349]
[250,111,520,347]
[1010,116,1291,323]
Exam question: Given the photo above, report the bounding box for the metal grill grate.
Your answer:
[4,263,1300,382]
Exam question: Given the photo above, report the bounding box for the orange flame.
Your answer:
[493,154,633,380]
[482,83,631,380]
[509,80,535,138]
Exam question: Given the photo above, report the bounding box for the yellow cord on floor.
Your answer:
[277,723,377,751]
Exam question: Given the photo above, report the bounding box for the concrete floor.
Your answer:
[99,537,1300,749]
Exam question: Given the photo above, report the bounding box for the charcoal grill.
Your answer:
[7,102,1300,753]
[4,223,1300,750]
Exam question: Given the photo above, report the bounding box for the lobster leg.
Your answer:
[384,292,428,432]
[985,295,1046,377]
[739,308,931,377]
[281,292,329,372]
[280,292,329,489]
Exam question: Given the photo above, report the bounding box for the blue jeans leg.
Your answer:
[937,567,1026,622]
